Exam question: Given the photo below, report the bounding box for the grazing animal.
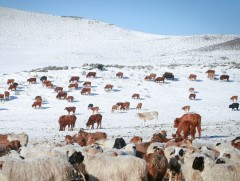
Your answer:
[56,91,67,99]
[65,106,76,115]
[68,83,78,89]
[132,93,140,99]
[189,87,194,93]
[27,77,37,84]
[188,74,197,81]
[189,93,196,100]
[120,102,130,111]
[229,103,239,111]
[113,138,127,149]
[116,72,123,78]
[230,96,238,102]
[35,96,42,103]
[136,111,158,126]
[155,77,165,83]
[59,115,77,131]
[136,103,142,110]
[32,101,42,109]
[8,84,17,91]
[182,106,190,112]
[130,136,143,144]
[7,79,14,85]
[206,70,215,79]
[40,76,47,82]
[54,86,63,93]
[90,106,99,114]
[81,88,91,95]
[149,73,157,80]
[0,94,4,102]
[174,113,202,139]
[144,75,152,81]
[86,72,96,78]
[163,72,174,80]
[69,76,80,83]
[86,114,102,129]
[67,96,74,102]
[42,80,52,88]
[83,81,91,87]
[220,74,230,81]
[104,84,113,92]
[111,105,119,113]
[4,91,10,101]
[176,120,196,140]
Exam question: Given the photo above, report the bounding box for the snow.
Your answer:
[0,7,239,146]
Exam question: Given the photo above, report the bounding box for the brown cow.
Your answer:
[129,136,143,144]
[188,74,197,81]
[189,87,194,93]
[175,120,196,140]
[65,106,76,115]
[174,113,201,139]
[69,76,80,83]
[136,103,142,110]
[90,106,99,114]
[189,93,196,100]
[220,75,230,81]
[206,70,215,80]
[86,114,102,129]
[86,72,96,78]
[132,93,140,99]
[144,75,151,81]
[83,81,91,87]
[54,87,63,93]
[8,84,17,91]
[59,115,77,131]
[149,73,157,80]
[67,96,74,102]
[116,72,123,78]
[81,88,91,95]
[0,94,4,102]
[32,101,42,108]
[43,80,52,87]
[182,106,190,112]
[4,91,10,101]
[27,78,37,84]
[230,96,238,102]
[7,79,14,85]
[56,91,67,99]
[104,84,113,92]
[155,77,165,83]
[120,102,130,111]
[111,105,119,113]
[35,96,42,103]
[68,83,78,90]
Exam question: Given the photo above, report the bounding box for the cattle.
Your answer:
[144,75,151,81]
[189,93,196,100]
[7,79,14,85]
[59,115,77,131]
[229,103,239,111]
[129,136,143,144]
[182,106,190,112]
[81,88,91,95]
[0,94,4,102]
[111,105,119,113]
[83,81,91,87]
[68,83,78,90]
[86,114,102,129]
[155,77,165,83]
[89,106,99,114]
[8,83,17,91]
[230,96,238,102]
[119,102,130,111]
[132,93,140,99]
[0,140,21,152]
[40,76,47,82]
[104,84,113,92]
[64,106,76,115]
[136,111,158,126]
[149,73,157,80]
[189,87,194,93]
[86,72,96,78]
[54,87,63,93]
[88,104,94,109]
[67,96,74,102]
[206,70,215,79]
[116,72,123,78]
[163,72,174,80]
[69,76,80,83]
[220,74,230,81]
[32,101,42,108]
[42,80,51,87]
[136,103,142,110]
[35,96,42,103]
[97,64,104,70]
[4,91,10,101]
[151,132,171,143]
[188,74,197,81]
[56,91,67,99]
[27,77,37,84]
[175,120,196,140]
[174,113,201,139]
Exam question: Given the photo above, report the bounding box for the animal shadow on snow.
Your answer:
[90,93,99,96]
[9,96,18,100]
[195,79,203,82]
[123,77,129,80]
[0,108,8,111]
[191,98,202,101]
[40,107,51,110]
[112,89,121,92]
[201,135,228,139]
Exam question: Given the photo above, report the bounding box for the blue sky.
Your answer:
[0,0,240,35]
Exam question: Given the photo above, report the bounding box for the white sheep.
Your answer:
[103,143,137,156]
[7,132,29,147]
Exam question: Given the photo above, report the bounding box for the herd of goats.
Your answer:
[0,68,239,181]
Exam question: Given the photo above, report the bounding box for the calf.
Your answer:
[65,106,76,115]
[189,93,196,100]
[136,103,142,110]
[67,96,74,102]
[229,103,239,111]
[220,74,230,81]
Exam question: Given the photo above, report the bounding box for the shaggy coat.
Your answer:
[136,111,158,126]
[59,115,77,131]
[86,114,102,129]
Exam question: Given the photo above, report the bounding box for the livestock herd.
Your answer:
[0,67,239,181]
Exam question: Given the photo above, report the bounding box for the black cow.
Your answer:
[113,138,126,149]
[229,103,239,111]
[40,76,47,82]
[163,72,174,80]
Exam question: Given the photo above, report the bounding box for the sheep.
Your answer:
[7,132,29,147]
[136,111,158,126]
[104,143,137,156]
[0,157,73,181]
[146,142,165,154]
[70,151,148,181]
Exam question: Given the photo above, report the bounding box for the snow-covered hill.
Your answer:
[0,7,240,75]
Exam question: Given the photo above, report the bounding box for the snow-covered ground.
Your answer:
[0,7,239,145]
